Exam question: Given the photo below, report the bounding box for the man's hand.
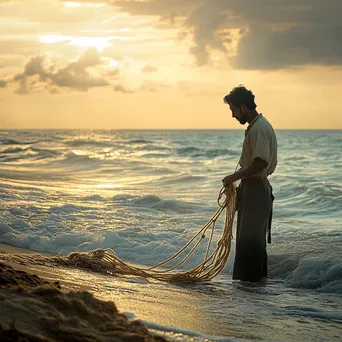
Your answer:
[222,174,236,187]
[222,159,268,187]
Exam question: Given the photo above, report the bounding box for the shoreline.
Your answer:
[0,253,167,341]
[0,243,94,292]
[0,243,55,255]
[0,243,245,341]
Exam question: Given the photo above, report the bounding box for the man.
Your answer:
[222,85,277,282]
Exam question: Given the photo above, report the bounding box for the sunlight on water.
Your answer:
[0,129,341,341]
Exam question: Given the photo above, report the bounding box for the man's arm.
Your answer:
[222,158,268,186]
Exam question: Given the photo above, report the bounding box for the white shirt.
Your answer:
[239,114,277,178]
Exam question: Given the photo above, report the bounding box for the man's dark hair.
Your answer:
[223,85,257,110]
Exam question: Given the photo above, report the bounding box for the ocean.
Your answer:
[0,129,341,341]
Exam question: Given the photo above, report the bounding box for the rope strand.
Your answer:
[22,184,237,283]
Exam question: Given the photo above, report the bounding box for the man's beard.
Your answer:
[236,116,248,125]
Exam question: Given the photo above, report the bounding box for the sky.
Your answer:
[1,0,342,129]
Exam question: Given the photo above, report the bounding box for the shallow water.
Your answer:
[0,129,341,341]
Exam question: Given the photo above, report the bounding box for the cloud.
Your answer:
[4,1,341,70]
[142,64,158,73]
[12,48,112,93]
[185,0,342,68]
[234,24,342,70]
[113,80,167,94]
[113,84,132,93]
[101,0,342,69]
[0,80,6,87]
[80,0,199,18]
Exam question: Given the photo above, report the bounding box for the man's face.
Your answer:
[229,103,248,125]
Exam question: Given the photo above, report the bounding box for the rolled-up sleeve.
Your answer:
[249,129,270,164]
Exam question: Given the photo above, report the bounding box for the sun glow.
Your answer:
[40,35,131,51]
[70,37,112,51]
[64,2,103,7]
[102,57,119,68]
[40,35,72,44]
[64,2,81,7]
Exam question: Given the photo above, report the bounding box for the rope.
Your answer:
[50,184,237,282]
[8,184,236,283]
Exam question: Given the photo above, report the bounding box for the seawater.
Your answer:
[0,129,341,341]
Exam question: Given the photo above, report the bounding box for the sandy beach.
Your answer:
[0,243,246,341]
[0,243,172,341]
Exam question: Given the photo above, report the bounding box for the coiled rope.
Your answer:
[51,184,237,282]
[3,185,236,282]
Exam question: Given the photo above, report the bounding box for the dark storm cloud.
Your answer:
[234,24,342,69]
[98,0,342,69]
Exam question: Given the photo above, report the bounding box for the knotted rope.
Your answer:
[1,185,236,283]
[52,184,237,282]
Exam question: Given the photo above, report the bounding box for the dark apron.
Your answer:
[233,178,274,282]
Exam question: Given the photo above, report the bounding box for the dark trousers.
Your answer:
[232,178,274,282]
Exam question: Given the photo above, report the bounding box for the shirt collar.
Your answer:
[245,113,262,136]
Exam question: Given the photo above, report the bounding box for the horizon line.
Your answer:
[0,128,341,131]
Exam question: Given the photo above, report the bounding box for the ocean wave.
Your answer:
[275,182,342,216]
[176,147,201,155]
[1,147,30,154]
[30,147,61,160]
[269,254,342,293]
[205,148,239,158]
[112,193,202,213]
[0,138,47,145]
[48,204,89,214]
[0,213,213,267]
[144,144,170,151]
[161,174,207,184]
[59,152,98,165]
[140,153,169,158]
[0,139,19,145]
[1,212,341,294]
[112,194,136,201]
[176,146,239,158]
[82,194,106,201]
[65,139,115,148]
[126,139,153,144]
[134,144,171,153]
[283,305,342,323]
[0,155,22,162]
[0,146,61,162]
[0,139,30,145]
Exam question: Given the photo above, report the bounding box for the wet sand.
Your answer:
[0,243,239,340]
[0,246,167,341]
